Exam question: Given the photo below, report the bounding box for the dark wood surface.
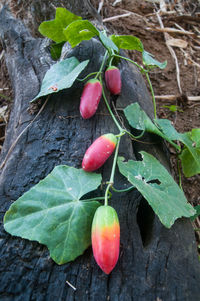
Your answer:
[0,6,199,301]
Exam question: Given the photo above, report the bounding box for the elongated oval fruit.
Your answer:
[80,79,102,119]
[82,133,117,172]
[105,66,121,95]
[92,205,120,274]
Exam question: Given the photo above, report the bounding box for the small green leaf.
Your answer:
[190,205,200,221]
[50,42,65,60]
[63,20,99,48]
[118,153,195,228]
[142,50,167,69]
[4,165,102,264]
[179,130,200,177]
[31,57,89,102]
[110,35,143,52]
[99,32,118,52]
[124,103,168,137]
[39,8,82,43]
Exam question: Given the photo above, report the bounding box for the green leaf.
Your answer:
[124,102,168,137]
[110,35,143,52]
[31,57,89,102]
[142,50,167,69]
[99,32,118,52]
[4,165,102,264]
[118,153,195,228]
[190,205,200,221]
[124,103,182,151]
[39,7,82,43]
[179,130,200,177]
[50,42,65,60]
[63,20,99,48]
[124,103,200,177]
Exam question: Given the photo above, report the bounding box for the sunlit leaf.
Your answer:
[110,35,143,52]
[39,7,82,43]
[63,20,99,48]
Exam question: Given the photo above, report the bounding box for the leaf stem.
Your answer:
[104,136,121,206]
[124,129,145,140]
[145,71,157,120]
[114,54,145,72]
[84,196,110,202]
[177,159,183,190]
[111,185,135,193]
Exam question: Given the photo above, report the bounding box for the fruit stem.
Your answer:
[77,72,98,82]
[104,136,121,206]
[95,50,108,79]
[100,76,123,132]
[113,54,157,119]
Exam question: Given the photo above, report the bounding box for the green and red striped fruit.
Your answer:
[105,66,121,95]
[82,133,117,172]
[92,205,120,274]
[80,79,102,119]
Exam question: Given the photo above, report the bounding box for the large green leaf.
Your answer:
[31,57,89,102]
[39,8,82,43]
[118,153,195,228]
[142,50,167,69]
[63,20,99,48]
[110,35,143,52]
[4,165,102,264]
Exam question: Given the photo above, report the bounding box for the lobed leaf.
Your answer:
[4,165,102,264]
[118,153,195,228]
[110,35,143,52]
[39,7,82,43]
[63,20,99,48]
[31,57,89,102]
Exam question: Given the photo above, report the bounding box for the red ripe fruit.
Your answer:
[82,133,117,172]
[105,66,121,95]
[80,79,102,119]
[92,205,120,274]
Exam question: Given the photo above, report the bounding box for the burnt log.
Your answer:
[0,5,199,301]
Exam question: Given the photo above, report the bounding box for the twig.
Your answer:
[0,96,49,170]
[155,95,200,102]
[66,280,76,291]
[156,12,182,94]
[98,0,104,14]
[103,12,132,23]
[146,27,195,36]
[0,50,5,61]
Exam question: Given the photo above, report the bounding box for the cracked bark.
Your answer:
[0,4,199,301]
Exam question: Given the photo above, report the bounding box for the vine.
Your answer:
[3,8,199,274]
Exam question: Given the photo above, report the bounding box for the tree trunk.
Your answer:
[0,4,199,301]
